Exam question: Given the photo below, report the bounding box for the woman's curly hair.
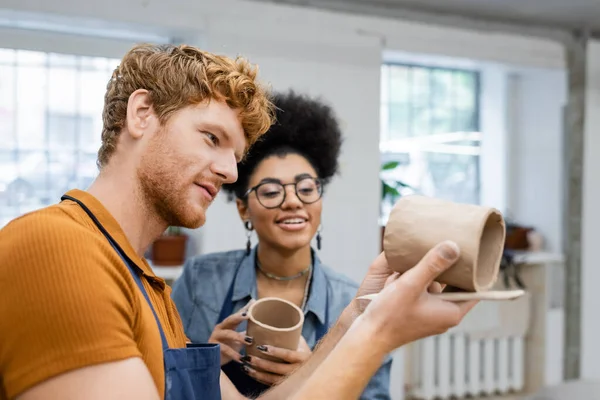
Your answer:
[223,90,343,200]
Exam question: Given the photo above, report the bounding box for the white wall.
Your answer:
[507,67,567,253]
[0,0,575,396]
[0,1,566,276]
[581,39,600,381]
[193,3,565,282]
[480,63,510,213]
[199,33,383,285]
[0,0,565,68]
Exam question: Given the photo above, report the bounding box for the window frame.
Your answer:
[379,60,483,223]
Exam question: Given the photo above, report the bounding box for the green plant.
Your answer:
[380,161,414,203]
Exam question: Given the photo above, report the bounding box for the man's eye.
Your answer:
[204,132,219,145]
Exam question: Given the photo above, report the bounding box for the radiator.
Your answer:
[404,294,531,400]
[406,333,525,399]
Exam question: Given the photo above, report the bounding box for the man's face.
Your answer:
[137,100,246,229]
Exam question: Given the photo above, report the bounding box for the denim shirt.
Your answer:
[171,246,392,400]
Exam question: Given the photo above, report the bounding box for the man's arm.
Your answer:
[254,306,354,399]
[359,354,393,400]
[287,241,477,399]
[17,358,159,400]
[0,216,159,399]
[243,241,477,400]
[218,311,352,400]
[220,371,248,400]
[290,317,388,399]
[246,250,401,400]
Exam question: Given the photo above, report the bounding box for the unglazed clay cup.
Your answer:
[246,297,304,363]
[383,195,506,292]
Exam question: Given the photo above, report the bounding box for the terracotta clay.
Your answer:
[384,195,506,292]
[246,297,304,363]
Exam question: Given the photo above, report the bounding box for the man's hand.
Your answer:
[343,247,446,325]
[242,337,311,386]
[284,240,478,400]
[357,240,478,353]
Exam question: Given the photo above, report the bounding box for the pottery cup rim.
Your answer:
[248,297,305,332]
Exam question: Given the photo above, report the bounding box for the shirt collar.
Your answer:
[231,246,327,325]
[61,189,163,285]
[305,250,327,325]
[231,246,258,302]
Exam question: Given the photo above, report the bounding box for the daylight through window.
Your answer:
[380,62,481,223]
[0,48,119,227]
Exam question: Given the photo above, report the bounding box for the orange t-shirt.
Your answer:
[0,189,188,399]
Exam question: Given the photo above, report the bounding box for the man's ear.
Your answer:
[236,198,250,222]
[126,89,154,139]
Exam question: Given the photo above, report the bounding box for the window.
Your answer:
[380,62,481,223]
[0,48,119,227]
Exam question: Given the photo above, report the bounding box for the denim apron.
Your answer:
[62,194,221,400]
[218,256,329,398]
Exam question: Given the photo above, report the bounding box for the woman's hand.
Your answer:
[241,336,312,386]
[208,300,255,366]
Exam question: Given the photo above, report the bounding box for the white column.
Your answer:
[581,39,600,380]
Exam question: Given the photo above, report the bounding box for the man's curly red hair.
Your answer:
[97,43,275,168]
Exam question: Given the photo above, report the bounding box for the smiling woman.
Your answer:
[171,90,393,399]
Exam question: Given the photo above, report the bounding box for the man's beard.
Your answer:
[136,138,207,229]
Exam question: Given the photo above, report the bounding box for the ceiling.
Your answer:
[249,0,600,34]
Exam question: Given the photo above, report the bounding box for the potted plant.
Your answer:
[151,226,188,267]
[380,160,417,251]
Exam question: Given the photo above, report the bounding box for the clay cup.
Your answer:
[383,195,506,292]
[246,297,305,362]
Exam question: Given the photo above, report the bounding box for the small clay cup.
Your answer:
[246,297,304,362]
[383,195,506,292]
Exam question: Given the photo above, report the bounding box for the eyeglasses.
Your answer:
[244,177,323,209]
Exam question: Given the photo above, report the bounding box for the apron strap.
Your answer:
[61,194,170,352]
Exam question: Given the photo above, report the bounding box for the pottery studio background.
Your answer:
[1,0,600,399]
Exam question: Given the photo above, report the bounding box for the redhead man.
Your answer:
[0,43,477,400]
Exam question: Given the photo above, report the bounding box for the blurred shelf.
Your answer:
[146,260,184,280]
[511,251,565,265]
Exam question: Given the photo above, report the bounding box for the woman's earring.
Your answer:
[316,225,322,250]
[244,220,253,256]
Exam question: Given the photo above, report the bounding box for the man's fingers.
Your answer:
[458,300,479,315]
[399,240,460,291]
[427,281,444,294]
[368,252,392,274]
[384,272,401,287]
[440,300,480,330]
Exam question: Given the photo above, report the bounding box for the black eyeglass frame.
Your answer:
[243,177,324,209]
